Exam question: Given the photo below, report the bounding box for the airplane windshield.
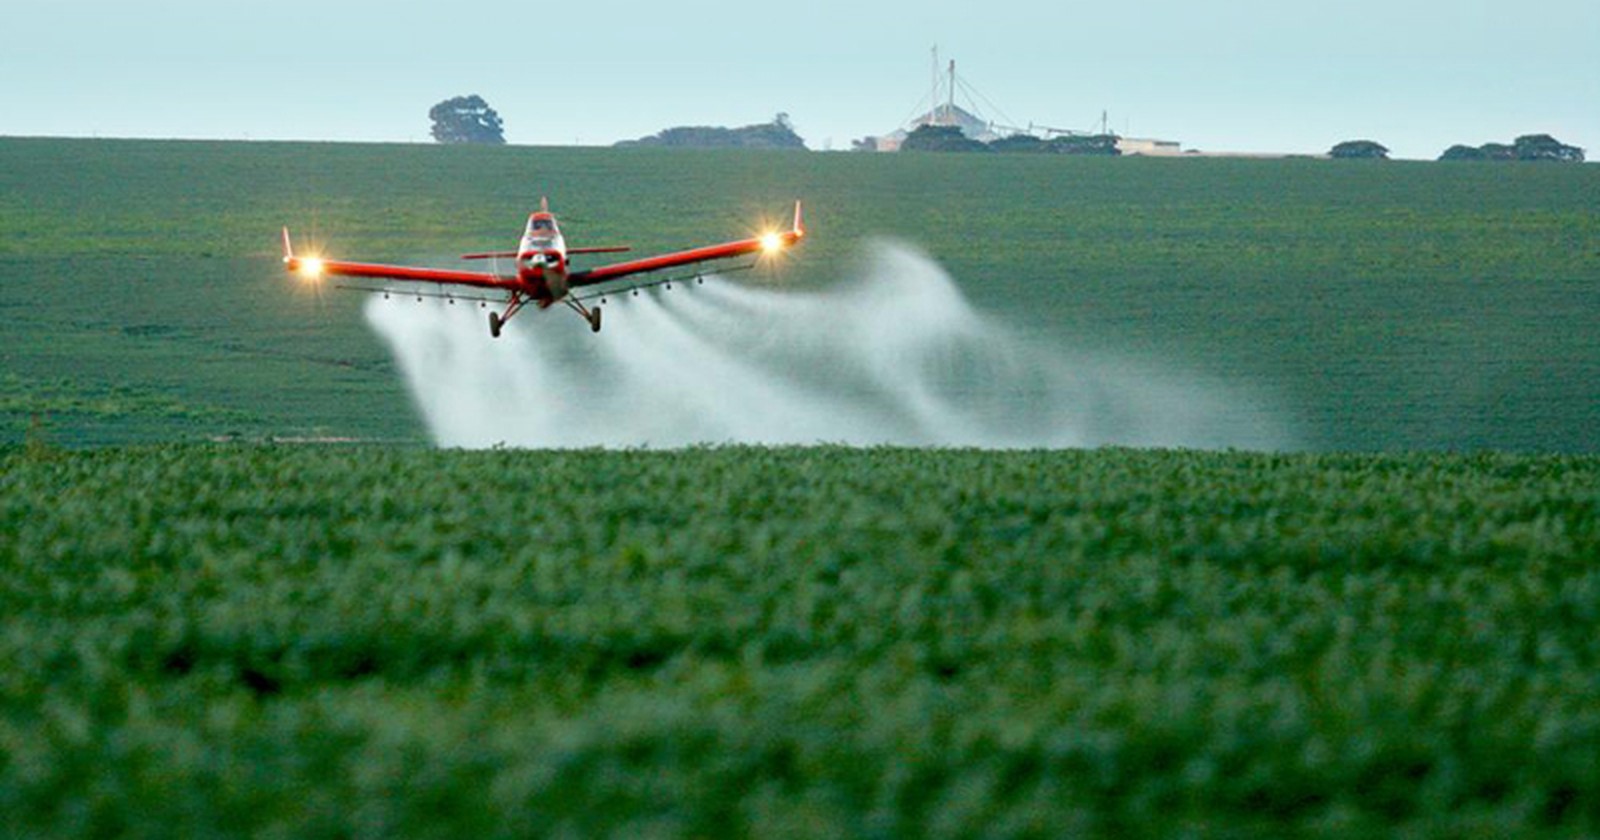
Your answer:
[530,219,554,232]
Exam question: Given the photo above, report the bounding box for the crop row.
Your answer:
[3,444,1597,835]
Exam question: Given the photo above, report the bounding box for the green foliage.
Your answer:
[987,133,1048,153]
[1481,142,1518,160]
[428,95,505,145]
[616,116,807,150]
[2,374,249,423]
[901,128,1121,156]
[1439,135,1584,163]
[899,124,991,153]
[1047,133,1120,156]
[1514,134,1585,162]
[22,413,57,463]
[1329,140,1390,160]
[2,445,1598,835]
[1439,144,1489,161]
[1,138,1599,449]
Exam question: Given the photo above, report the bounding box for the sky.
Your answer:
[3,0,1596,159]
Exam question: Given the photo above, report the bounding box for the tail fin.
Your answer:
[540,196,550,213]
[792,200,804,237]
[281,227,294,263]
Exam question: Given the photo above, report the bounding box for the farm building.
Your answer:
[1115,137,1183,156]
[868,104,1002,152]
[859,51,1181,155]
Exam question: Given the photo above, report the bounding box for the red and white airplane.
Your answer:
[283,199,804,336]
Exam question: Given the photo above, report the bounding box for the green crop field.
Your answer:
[3,137,1598,449]
[4,139,1599,836]
[3,444,1599,836]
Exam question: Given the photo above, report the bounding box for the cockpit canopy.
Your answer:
[524,216,561,252]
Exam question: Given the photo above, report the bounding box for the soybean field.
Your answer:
[3,444,1599,836]
[2,138,1598,449]
[3,139,1599,836]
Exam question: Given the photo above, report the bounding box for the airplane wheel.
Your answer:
[590,307,602,333]
[488,311,502,338]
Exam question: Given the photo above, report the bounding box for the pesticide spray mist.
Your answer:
[364,242,1290,449]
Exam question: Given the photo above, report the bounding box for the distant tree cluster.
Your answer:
[1439,134,1584,163]
[1044,134,1121,155]
[1328,140,1390,160]
[900,125,990,153]
[900,125,1121,155]
[428,95,505,145]
[615,114,807,150]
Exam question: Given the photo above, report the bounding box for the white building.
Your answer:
[869,104,1002,152]
[1114,137,1183,156]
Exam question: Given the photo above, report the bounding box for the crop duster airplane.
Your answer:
[282,199,804,336]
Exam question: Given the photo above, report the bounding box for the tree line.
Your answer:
[422,95,1587,164]
[1439,134,1584,162]
[897,125,1121,155]
[613,114,806,150]
[1330,135,1584,162]
[426,98,807,150]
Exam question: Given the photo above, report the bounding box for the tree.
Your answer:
[428,95,505,145]
[614,117,807,150]
[1438,135,1585,163]
[1479,143,1517,161]
[1513,133,1585,162]
[899,124,990,153]
[1047,134,1121,156]
[1329,140,1389,160]
[989,133,1049,153]
[1438,144,1488,161]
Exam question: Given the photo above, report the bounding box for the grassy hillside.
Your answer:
[2,138,1598,449]
[3,444,1598,835]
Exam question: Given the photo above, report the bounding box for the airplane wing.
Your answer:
[570,201,804,288]
[281,228,519,291]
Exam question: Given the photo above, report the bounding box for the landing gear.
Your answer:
[489,292,527,339]
[564,297,602,333]
[487,291,602,337]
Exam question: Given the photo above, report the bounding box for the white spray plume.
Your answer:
[364,241,1291,449]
